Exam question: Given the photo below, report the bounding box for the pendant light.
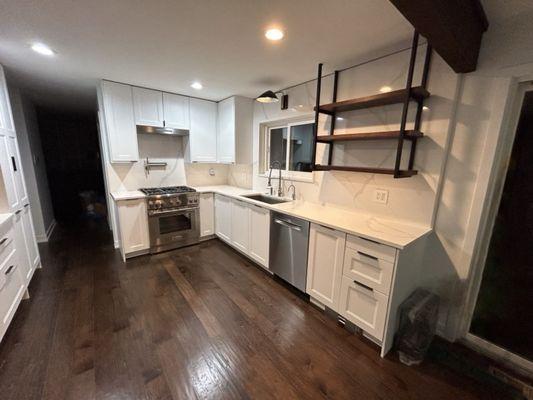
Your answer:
[256,90,279,103]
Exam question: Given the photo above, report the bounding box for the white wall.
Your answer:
[7,83,55,241]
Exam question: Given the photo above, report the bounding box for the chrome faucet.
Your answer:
[287,184,296,200]
[267,161,283,197]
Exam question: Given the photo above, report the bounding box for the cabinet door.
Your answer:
[189,98,217,162]
[249,204,269,268]
[13,211,32,284]
[230,199,249,253]
[0,249,25,342]
[0,134,19,210]
[339,275,388,341]
[117,199,149,254]
[0,65,14,132]
[101,81,139,162]
[163,93,189,130]
[217,97,235,163]
[306,223,346,312]
[7,136,28,205]
[214,194,231,242]
[21,204,39,269]
[132,87,164,127]
[199,192,214,237]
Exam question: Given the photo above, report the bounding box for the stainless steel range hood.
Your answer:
[136,125,189,136]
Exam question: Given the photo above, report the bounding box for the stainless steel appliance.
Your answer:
[269,211,310,292]
[140,186,200,253]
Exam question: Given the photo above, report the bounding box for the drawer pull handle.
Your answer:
[357,251,378,261]
[0,238,7,245]
[353,280,374,293]
[15,210,22,215]
[5,265,15,275]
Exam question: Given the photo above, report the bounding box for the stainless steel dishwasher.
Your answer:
[269,211,310,292]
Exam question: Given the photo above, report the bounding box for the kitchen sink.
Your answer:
[242,194,290,204]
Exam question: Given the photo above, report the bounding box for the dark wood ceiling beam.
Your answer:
[389,0,489,73]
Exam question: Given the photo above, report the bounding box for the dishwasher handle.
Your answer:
[274,218,302,231]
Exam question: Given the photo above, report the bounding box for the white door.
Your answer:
[230,199,249,253]
[189,98,217,162]
[306,223,346,312]
[21,204,39,269]
[249,204,270,268]
[117,199,150,255]
[163,93,189,130]
[199,193,214,237]
[12,211,32,284]
[214,194,231,243]
[101,81,139,162]
[132,87,164,127]
[0,134,19,210]
[217,97,235,163]
[339,275,388,341]
[0,65,14,132]
[7,136,28,205]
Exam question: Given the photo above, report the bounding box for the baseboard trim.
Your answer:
[37,219,57,243]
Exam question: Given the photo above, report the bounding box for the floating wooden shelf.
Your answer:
[316,86,430,115]
[316,130,423,142]
[314,165,418,177]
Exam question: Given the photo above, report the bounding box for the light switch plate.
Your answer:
[374,189,389,204]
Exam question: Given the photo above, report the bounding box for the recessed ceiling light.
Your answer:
[336,117,344,121]
[31,42,55,56]
[265,28,284,41]
[191,81,203,90]
[422,106,429,111]
[379,86,392,93]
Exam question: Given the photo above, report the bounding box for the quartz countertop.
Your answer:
[193,185,431,249]
[0,213,13,228]
[111,190,146,201]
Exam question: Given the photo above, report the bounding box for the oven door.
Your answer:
[148,207,200,253]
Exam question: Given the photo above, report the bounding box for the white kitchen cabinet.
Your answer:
[21,204,39,269]
[163,92,189,130]
[132,87,164,127]
[248,204,270,268]
[339,275,388,340]
[13,210,32,284]
[214,194,231,243]
[0,65,14,133]
[101,81,139,163]
[306,223,346,312]
[187,98,217,162]
[343,247,394,295]
[0,248,25,342]
[0,134,19,210]
[116,198,149,260]
[6,136,28,206]
[217,96,253,164]
[199,192,214,237]
[230,198,250,253]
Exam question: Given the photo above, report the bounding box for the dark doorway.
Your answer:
[469,91,533,361]
[37,109,107,223]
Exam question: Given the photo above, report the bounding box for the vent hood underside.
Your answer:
[136,125,189,136]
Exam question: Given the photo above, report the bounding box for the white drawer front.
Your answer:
[346,234,397,263]
[343,247,394,295]
[0,249,24,339]
[339,275,388,341]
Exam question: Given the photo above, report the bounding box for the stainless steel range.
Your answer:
[140,186,200,253]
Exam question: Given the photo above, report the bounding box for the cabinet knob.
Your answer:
[5,265,16,275]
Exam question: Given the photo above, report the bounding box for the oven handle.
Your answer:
[149,207,199,216]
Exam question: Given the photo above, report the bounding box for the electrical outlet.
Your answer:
[374,189,389,204]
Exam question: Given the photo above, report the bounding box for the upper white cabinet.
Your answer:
[230,198,250,253]
[199,192,214,237]
[100,81,139,163]
[163,93,190,130]
[0,65,14,132]
[187,98,217,162]
[306,223,346,312]
[133,87,164,127]
[217,96,253,164]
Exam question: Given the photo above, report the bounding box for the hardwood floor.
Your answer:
[0,221,510,399]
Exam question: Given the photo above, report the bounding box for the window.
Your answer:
[266,121,314,174]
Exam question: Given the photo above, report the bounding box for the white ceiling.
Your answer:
[0,0,415,111]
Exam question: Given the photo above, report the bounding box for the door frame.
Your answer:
[459,81,533,375]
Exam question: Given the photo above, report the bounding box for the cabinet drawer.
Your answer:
[346,234,396,263]
[339,275,388,341]
[0,221,14,262]
[343,247,394,295]
[0,250,24,330]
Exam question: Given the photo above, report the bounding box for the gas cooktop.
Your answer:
[140,186,196,196]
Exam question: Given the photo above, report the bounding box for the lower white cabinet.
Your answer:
[214,194,231,242]
[248,204,270,268]
[306,223,346,312]
[0,247,25,341]
[199,193,214,237]
[230,199,249,253]
[21,205,39,269]
[13,210,32,284]
[116,198,150,260]
[339,275,388,340]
